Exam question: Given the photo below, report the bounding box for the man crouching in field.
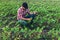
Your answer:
[17,2,37,30]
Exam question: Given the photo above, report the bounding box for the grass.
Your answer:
[0,0,60,40]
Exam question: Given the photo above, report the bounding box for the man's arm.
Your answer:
[26,9,31,14]
[21,17,32,20]
[27,9,34,14]
[18,14,32,21]
[17,8,32,21]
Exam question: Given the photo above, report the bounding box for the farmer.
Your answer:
[17,2,37,29]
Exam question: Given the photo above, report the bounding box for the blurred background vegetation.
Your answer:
[0,0,60,40]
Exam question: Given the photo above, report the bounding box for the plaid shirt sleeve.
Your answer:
[26,9,30,14]
[17,8,23,20]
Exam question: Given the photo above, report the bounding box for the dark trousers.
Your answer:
[18,14,36,30]
[24,14,36,30]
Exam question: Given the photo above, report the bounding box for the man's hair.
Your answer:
[22,2,28,9]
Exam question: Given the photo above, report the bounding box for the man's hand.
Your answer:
[29,11,38,15]
[33,11,38,15]
[27,18,32,20]
[21,17,32,21]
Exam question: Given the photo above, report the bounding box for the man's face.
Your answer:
[22,6,26,12]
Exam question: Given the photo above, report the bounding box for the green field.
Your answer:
[0,0,60,40]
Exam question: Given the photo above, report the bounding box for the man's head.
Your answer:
[22,2,28,9]
[21,2,28,12]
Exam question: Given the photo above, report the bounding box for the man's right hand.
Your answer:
[21,17,32,21]
[27,18,32,20]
